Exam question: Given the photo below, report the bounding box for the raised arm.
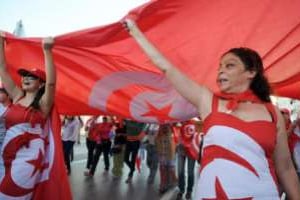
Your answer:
[274,108,300,199]
[40,37,56,116]
[0,32,23,100]
[124,19,213,119]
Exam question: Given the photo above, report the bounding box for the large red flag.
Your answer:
[2,0,300,122]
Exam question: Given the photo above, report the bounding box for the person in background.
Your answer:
[0,86,11,182]
[124,20,300,199]
[61,115,81,175]
[76,116,84,145]
[176,120,197,200]
[111,120,127,179]
[143,123,159,185]
[70,116,83,161]
[156,124,177,194]
[290,114,300,179]
[84,116,99,172]
[123,119,146,183]
[85,116,113,176]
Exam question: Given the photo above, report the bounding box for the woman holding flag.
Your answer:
[124,20,300,199]
[0,33,71,199]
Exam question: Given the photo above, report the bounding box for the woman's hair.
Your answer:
[224,47,271,102]
[29,81,45,110]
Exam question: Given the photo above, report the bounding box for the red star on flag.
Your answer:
[142,101,177,123]
[203,177,253,200]
[27,149,49,177]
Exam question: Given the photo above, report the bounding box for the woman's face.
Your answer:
[217,53,256,93]
[21,75,43,92]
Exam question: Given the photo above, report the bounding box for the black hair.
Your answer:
[224,47,271,102]
[29,83,45,110]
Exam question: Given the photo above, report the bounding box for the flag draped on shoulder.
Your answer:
[2,0,300,123]
[33,106,72,200]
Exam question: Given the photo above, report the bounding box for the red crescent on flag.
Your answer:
[0,132,44,197]
[201,145,259,177]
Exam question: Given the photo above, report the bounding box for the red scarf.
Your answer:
[215,90,262,111]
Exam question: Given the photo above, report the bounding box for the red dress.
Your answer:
[0,104,47,199]
[195,96,279,199]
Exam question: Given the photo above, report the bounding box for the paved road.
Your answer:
[69,137,180,200]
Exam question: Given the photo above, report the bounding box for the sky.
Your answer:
[0,0,149,37]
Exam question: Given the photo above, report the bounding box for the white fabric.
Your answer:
[145,124,159,145]
[195,125,279,200]
[0,122,49,199]
[61,118,81,142]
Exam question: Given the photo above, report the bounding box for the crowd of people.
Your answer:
[60,111,300,199]
[61,115,201,199]
[0,16,300,199]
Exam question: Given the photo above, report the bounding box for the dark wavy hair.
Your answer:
[224,47,271,102]
[29,85,45,110]
[28,78,46,110]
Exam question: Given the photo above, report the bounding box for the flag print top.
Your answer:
[195,95,279,200]
[0,103,47,199]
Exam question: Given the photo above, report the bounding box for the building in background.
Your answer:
[13,20,25,37]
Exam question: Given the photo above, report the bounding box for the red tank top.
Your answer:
[5,104,47,129]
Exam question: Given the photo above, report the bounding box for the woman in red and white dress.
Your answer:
[124,20,300,199]
[0,33,62,199]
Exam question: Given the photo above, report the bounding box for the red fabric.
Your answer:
[135,155,142,173]
[180,121,201,160]
[17,68,46,82]
[215,90,262,111]
[98,122,113,140]
[172,125,180,144]
[88,123,100,142]
[33,106,72,200]
[4,104,46,129]
[2,0,300,122]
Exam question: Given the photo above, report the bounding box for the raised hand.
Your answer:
[42,37,54,50]
[122,19,140,36]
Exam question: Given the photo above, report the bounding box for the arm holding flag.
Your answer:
[274,109,300,199]
[40,37,55,116]
[124,19,212,120]
[0,32,23,101]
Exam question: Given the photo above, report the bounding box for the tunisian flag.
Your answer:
[2,0,300,123]
[33,107,72,199]
[0,106,71,199]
